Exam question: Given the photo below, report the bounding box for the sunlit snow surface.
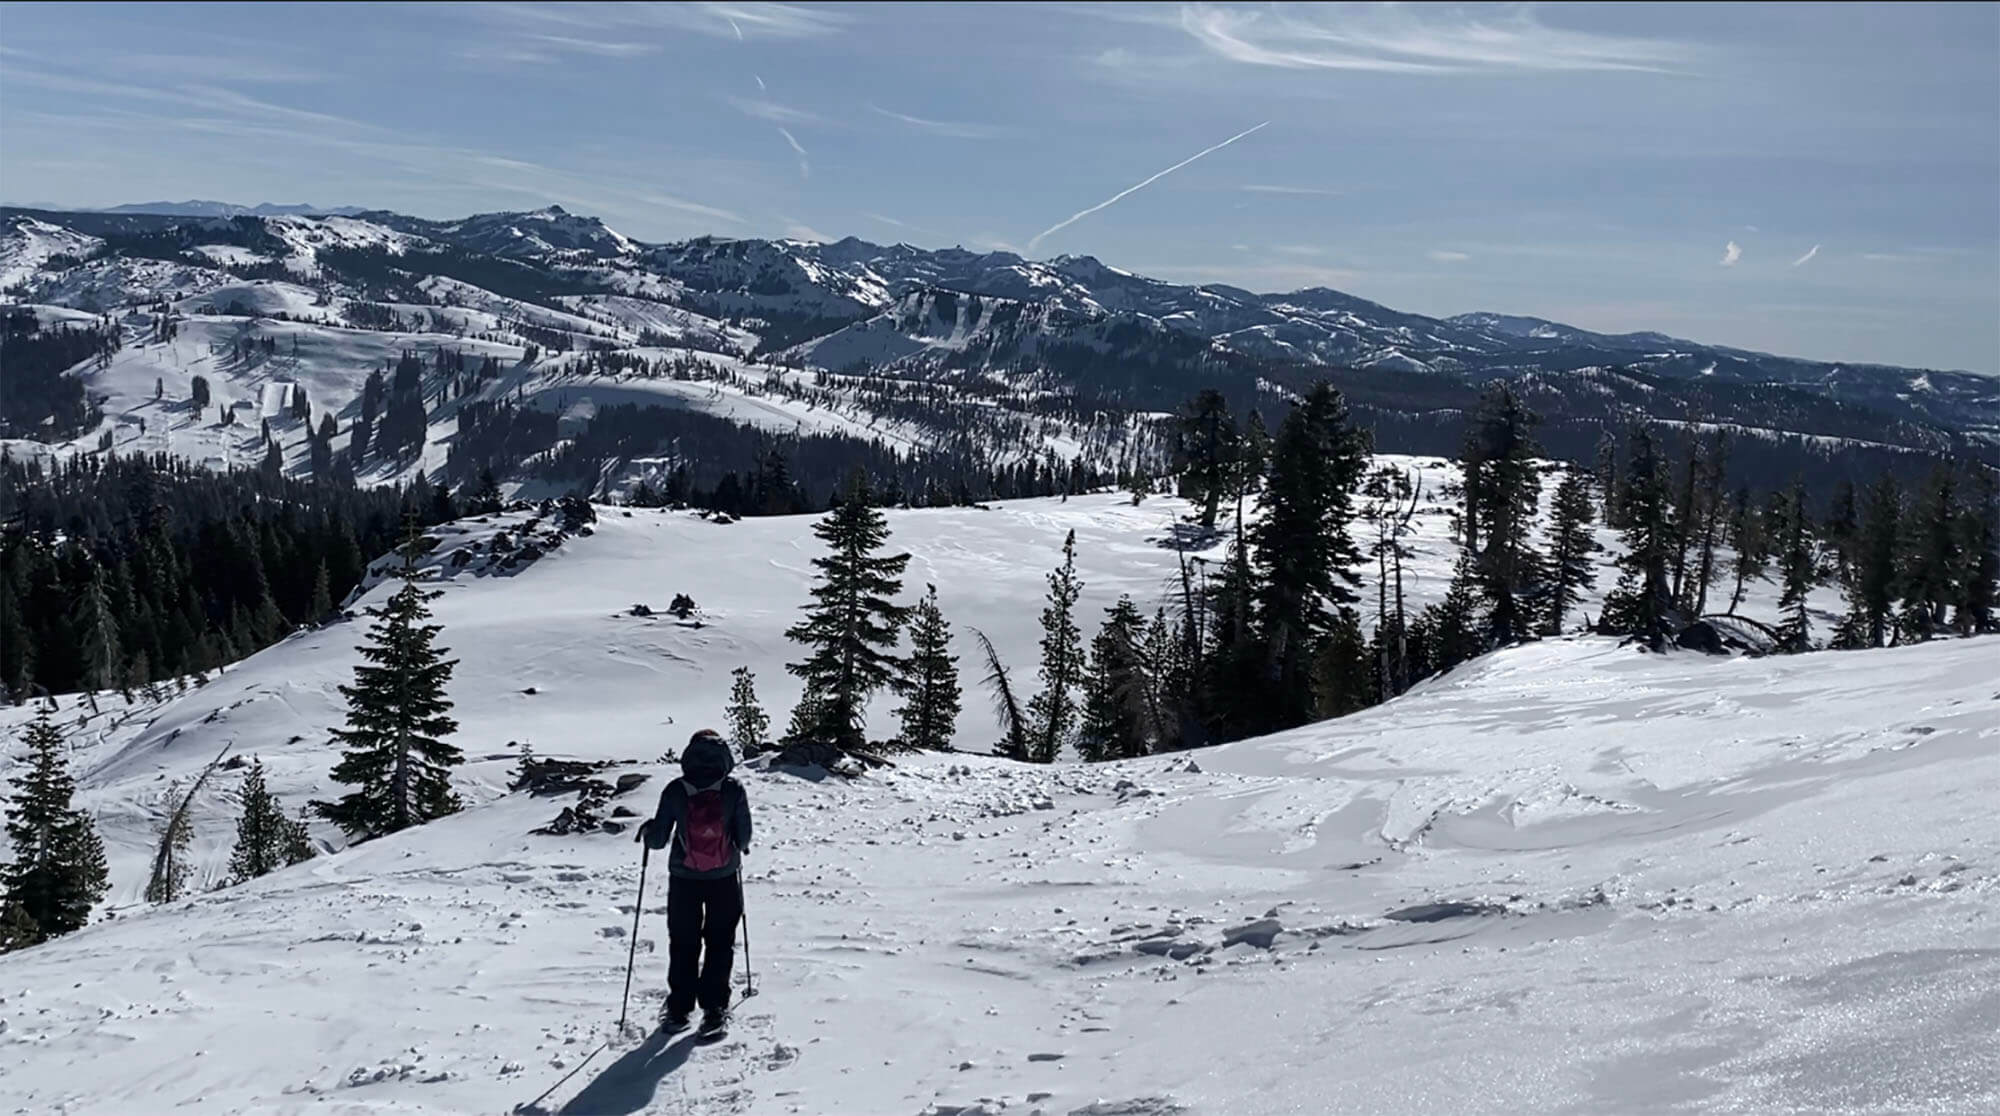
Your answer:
[0,496,1994,1115]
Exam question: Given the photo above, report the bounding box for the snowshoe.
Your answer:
[695,1009,729,1042]
[660,1007,693,1035]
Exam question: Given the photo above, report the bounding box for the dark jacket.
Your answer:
[640,734,752,879]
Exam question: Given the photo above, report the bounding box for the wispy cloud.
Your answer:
[527,34,661,58]
[1029,120,1270,251]
[784,220,831,242]
[728,96,819,125]
[3,59,745,234]
[1428,249,1471,262]
[1720,241,1742,267]
[1790,244,1820,268]
[1272,244,1324,257]
[641,193,745,225]
[103,51,326,84]
[863,212,950,243]
[754,74,766,91]
[479,2,847,41]
[776,126,809,180]
[868,104,1006,140]
[1179,3,1689,75]
[699,3,848,39]
[1242,183,1343,197]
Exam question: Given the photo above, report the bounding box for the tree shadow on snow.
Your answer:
[555,1030,700,1116]
[1151,521,1224,553]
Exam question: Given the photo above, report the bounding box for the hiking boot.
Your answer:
[696,1008,728,1038]
[660,1006,692,1034]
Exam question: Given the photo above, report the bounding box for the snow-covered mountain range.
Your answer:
[4,203,1996,496]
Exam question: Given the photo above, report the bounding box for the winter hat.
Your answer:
[681,728,734,784]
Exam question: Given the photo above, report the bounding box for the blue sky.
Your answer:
[2,2,1995,372]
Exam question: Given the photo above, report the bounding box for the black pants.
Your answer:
[666,872,742,1015]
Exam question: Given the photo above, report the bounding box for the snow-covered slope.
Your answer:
[4,489,1984,1114]
[0,216,103,293]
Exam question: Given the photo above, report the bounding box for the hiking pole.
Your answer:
[737,871,756,999]
[616,844,650,1032]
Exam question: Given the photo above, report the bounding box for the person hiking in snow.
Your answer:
[636,728,752,1037]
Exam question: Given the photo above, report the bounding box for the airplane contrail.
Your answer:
[1028,120,1271,252]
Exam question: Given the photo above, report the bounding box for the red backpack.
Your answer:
[680,784,733,872]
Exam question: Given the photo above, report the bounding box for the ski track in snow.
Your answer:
[0,496,1996,1114]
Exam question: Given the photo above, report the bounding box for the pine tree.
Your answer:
[1201,537,1264,741]
[309,560,334,620]
[1774,481,1817,653]
[1247,383,1369,733]
[1953,470,1998,634]
[1668,437,1701,606]
[472,468,504,515]
[1127,470,1154,506]
[1724,486,1770,616]
[970,628,1031,760]
[784,473,911,748]
[1845,475,1902,646]
[0,899,39,954]
[1174,390,1240,529]
[1595,429,1622,527]
[316,572,463,839]
[350,415,373,465]
[1687,433,1729,615]
[1357,466,1420,696]
[1309,607,1373,718]
[1824,478,1860,584]
[311,413,336,478]
[144,779,196,903]
[1238,409,1271,503]
[895,586,961,751]
[1079,595,1147,762]
[74,564,122,697]
[1461,384,1545,645]
[2,710,109,944]
[1896,466,1962,641]
[1142,607,1187,751]
[1423,553,1487,675]
[1599,425,1677,643]
[228,759,292,883]
[1541,469,1598,635]
[1026,530,1085,763]
[725,667,772,756]
[281,811,317,866]
[1,573,33,706]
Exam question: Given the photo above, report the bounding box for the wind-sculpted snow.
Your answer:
[3,493,1991,1114]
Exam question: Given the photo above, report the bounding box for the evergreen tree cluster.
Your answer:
[1828,465,1999,647]
[1,452,453,703]
[228,759,315,882]
[451,396,1115,517]
[1588,421,1999,653]
[0,308,116,441]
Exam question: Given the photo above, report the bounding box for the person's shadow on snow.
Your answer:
[555,1030,700,1115]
